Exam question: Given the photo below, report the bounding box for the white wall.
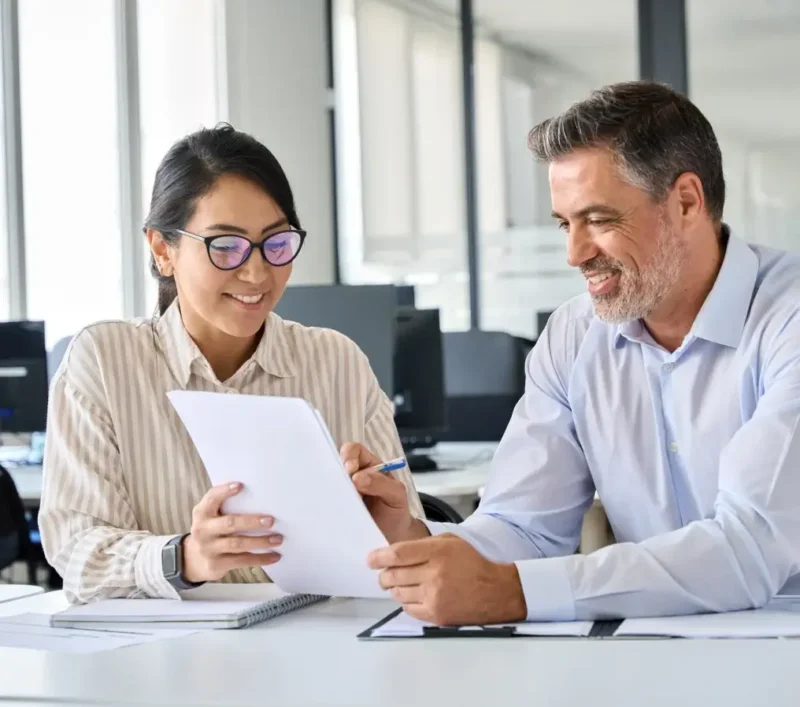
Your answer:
[224,0,335,285]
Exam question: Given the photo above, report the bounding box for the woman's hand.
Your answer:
[182,482,283,583]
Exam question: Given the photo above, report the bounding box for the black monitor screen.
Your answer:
[274,284,396,396]
[0,320,48,434]
[393,307,445,448]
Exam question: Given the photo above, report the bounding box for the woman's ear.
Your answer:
[147,228,175,277]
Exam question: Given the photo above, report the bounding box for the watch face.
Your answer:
[162,544,178,577]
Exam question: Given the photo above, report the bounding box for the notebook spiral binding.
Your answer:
[240,593,328,628]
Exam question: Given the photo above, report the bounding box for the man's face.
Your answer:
[550,148,686,322]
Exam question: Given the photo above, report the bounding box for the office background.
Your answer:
[0,0,797,346]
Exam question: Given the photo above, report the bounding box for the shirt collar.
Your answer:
[155,300,298,386]
[614,225,759,350]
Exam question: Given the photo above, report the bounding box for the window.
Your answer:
[18,0,123,346]
[138,0,225,315]
[474,0,638,337]
[337,0,470,331]
[688,0,800,252]
[0,16,8,321]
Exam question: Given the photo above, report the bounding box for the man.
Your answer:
[343,80,800,626]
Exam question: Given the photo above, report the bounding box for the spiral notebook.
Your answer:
[50,584,327,630]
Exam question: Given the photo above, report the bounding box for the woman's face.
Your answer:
[150,173,296,341]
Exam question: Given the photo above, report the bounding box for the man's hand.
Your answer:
[340,443,429,544]
[368,534,527,626]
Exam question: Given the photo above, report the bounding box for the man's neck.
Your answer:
[643,226,726,353]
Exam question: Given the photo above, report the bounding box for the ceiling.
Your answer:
[418,0,800,144]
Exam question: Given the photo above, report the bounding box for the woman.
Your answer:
[39,124,422,603]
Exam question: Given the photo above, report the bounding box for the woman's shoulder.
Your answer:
[54,316,159,384]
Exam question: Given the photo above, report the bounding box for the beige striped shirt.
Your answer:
[39,300,422,603]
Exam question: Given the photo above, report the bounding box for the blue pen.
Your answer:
[371,457,407,474]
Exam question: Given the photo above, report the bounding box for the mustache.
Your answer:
[580,256,623,275]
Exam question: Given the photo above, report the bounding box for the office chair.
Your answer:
[419,492,463,523]
[0,463,36,583]
[440,330,527,443]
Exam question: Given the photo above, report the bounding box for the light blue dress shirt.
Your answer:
[428,231,800,621]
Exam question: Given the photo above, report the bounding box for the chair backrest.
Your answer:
[0,464,30,572]
[440,330,528,442]
[419,492,464,524]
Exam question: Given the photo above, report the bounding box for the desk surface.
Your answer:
[0,585,43,604]
[7,442,498,505]
[1,592,800,707]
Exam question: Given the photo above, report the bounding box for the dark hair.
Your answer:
[527,81,725,223]
[144,123,301,314]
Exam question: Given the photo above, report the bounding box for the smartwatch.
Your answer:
[162,534,205,591]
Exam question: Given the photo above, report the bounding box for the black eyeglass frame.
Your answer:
[172,227,307,271]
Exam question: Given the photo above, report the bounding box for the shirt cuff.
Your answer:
[134,534,181,599]
[515,556,576,621]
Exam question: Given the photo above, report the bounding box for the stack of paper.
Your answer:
[168,392,390,598]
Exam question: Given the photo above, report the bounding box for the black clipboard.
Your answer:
[358,608,623,639]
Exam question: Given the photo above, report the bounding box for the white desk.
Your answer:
[0,591,799,706]
[10,443,496,507]
[0,585,43,604]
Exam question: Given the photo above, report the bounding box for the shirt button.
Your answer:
[668,441,679,453]
[663,363,675,373]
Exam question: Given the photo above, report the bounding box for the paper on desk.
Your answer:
[616,609,800,638]
[168,391,389,598]
[0,613,198,654]
[370,610,594,637]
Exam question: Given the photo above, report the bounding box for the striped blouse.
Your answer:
[39,300,422,603]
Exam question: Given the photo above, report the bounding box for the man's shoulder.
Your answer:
[747,245,800,334]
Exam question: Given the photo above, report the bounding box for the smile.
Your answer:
[227,293,265,304]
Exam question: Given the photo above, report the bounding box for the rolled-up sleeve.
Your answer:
[39,331,179,603]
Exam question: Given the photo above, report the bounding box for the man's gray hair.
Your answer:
[527,81,725,222]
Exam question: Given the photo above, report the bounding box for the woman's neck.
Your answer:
[178,306,261,383]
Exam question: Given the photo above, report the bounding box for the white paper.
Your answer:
[0,613,198,654]
[168,391,389,598]
[617,609,800,638]
[370,610,594,637]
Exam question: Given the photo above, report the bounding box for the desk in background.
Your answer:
[0,590,798,706]
[7,442,613,553]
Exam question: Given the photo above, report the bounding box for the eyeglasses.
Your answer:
[174,228,306,271]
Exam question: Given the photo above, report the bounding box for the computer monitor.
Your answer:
[393,307,446,471]
[395,285,415,307]
[536,310,554,336]
[0,321,48,435]
[274,284,396,395]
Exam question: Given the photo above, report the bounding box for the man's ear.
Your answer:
[146,228,174,277]
[672,172,705,228]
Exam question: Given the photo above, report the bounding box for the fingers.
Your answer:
[198,513,274,540]
[351,470,408,508]
[340,442,381,475]
[368,538,437,569]
[389,585,424,604]
[209,533,284,556]
[378,566,426,589]
[195,482,243,518]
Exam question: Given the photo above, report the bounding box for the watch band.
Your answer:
[163,534,205,591]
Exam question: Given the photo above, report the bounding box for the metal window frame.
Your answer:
[459,0,480,330]
[1,0,26,320]
[638,0,688,94]
[115,0,145,318]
